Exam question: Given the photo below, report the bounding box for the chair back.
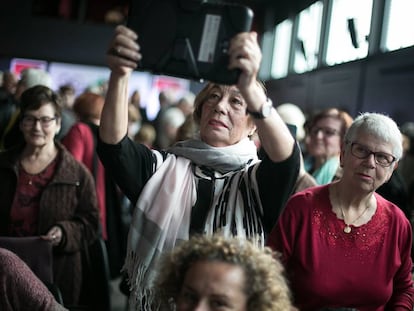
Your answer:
[0,236,53,284]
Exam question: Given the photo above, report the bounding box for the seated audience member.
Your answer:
[98,25,300,309]
[175,114,199,142]
[0,71,18,140]
[175,91,196,117]
[399,121,414,188]
[375,123,413,222]
[304,108,353,184]
[267,112,414,310]
[62,92,108,239]
[156,106,186,149]
[0,247,68,311]
[128,102,142,138]
[276,103,306,144]
[0,85,99,306]
[56,84,77,140]
[62,92,126,279]
[154,235,293,311]
[276,103,317,193]
[398,121,414,215]
[129,89,149,123]
[134,123,157,148]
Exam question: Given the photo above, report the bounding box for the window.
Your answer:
[381,0,414,51]
[293,1,323,73]
[271,19,293,78]
[325,0,373,66]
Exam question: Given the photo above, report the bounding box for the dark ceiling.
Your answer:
[0,0,319,68]
[30,0,319,32]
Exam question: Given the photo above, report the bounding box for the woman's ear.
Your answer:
[55,117,62,136]
[248,125,257,137]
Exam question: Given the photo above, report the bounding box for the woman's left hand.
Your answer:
[41,226,63,247]
[227,32,262,93]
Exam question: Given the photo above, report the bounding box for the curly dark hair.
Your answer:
[153,235,293,311]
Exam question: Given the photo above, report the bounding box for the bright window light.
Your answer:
[271,19,293,78]
[325,0,373,66]
[382,0,414,51]
[294,1,323,73]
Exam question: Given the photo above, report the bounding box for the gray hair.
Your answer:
[344,112,403,160]
[20,68,52,89]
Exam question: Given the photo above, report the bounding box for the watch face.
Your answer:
[262,102,272,117]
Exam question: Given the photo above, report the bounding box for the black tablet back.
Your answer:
[127,0,254,85]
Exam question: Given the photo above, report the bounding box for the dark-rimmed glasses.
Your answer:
[349,141,396,167]
[21,115,57,128]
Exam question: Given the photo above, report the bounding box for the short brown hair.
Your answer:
[73,92,105,121]
[20,85,62,118]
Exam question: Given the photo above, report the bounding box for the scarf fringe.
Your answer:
[123,250,161,311]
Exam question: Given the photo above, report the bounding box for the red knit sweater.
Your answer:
[267,185,414,311]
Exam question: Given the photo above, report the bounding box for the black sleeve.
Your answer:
[257,143,300,234]
[97,135,156,206]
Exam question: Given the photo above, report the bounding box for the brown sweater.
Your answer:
[0,142,99,305]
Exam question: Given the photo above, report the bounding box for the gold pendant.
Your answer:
[344,225,351,234]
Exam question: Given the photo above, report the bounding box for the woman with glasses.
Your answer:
[0,85,99,307]
[98,25,300,310]
[267,112,414,310]
[304,108,353,185]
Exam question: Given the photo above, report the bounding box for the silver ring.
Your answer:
[52,235,56,240]
[117,46,122,55]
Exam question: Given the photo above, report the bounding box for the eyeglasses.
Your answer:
[309,127,340,137]
[349,141,396,167]
[21,115,57,128]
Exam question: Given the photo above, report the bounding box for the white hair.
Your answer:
[161,107,186,128]
[20,68,52,89]
[276,103,306,141]
[344,112,403,160]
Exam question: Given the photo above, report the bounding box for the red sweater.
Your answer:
[267,185,414,311]
[62,122,107,239]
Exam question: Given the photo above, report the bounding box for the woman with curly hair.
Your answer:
[153,235,293,311]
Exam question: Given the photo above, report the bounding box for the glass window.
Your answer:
[382,0,414,51]
[293,1,323,73]
[271,19,293,78]
[325,0,373,66]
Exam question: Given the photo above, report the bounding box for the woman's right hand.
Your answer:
[106,25,142,75]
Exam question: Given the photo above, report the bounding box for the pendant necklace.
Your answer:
[334,185,371,234]
[339,204,370,234]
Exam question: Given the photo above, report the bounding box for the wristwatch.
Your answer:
[247,98,273,119]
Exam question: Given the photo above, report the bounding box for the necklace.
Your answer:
[332,184,371,234]
[339,204,371,233]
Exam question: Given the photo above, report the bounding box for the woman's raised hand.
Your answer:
[106,25,142,75]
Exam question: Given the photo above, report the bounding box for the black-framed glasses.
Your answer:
[21,115,57,128]
[349,141,396,167]
[309,127,340,137]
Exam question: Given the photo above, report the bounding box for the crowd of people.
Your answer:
[0,23,413,311]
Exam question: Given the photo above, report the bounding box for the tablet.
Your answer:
[127,0,254,85]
